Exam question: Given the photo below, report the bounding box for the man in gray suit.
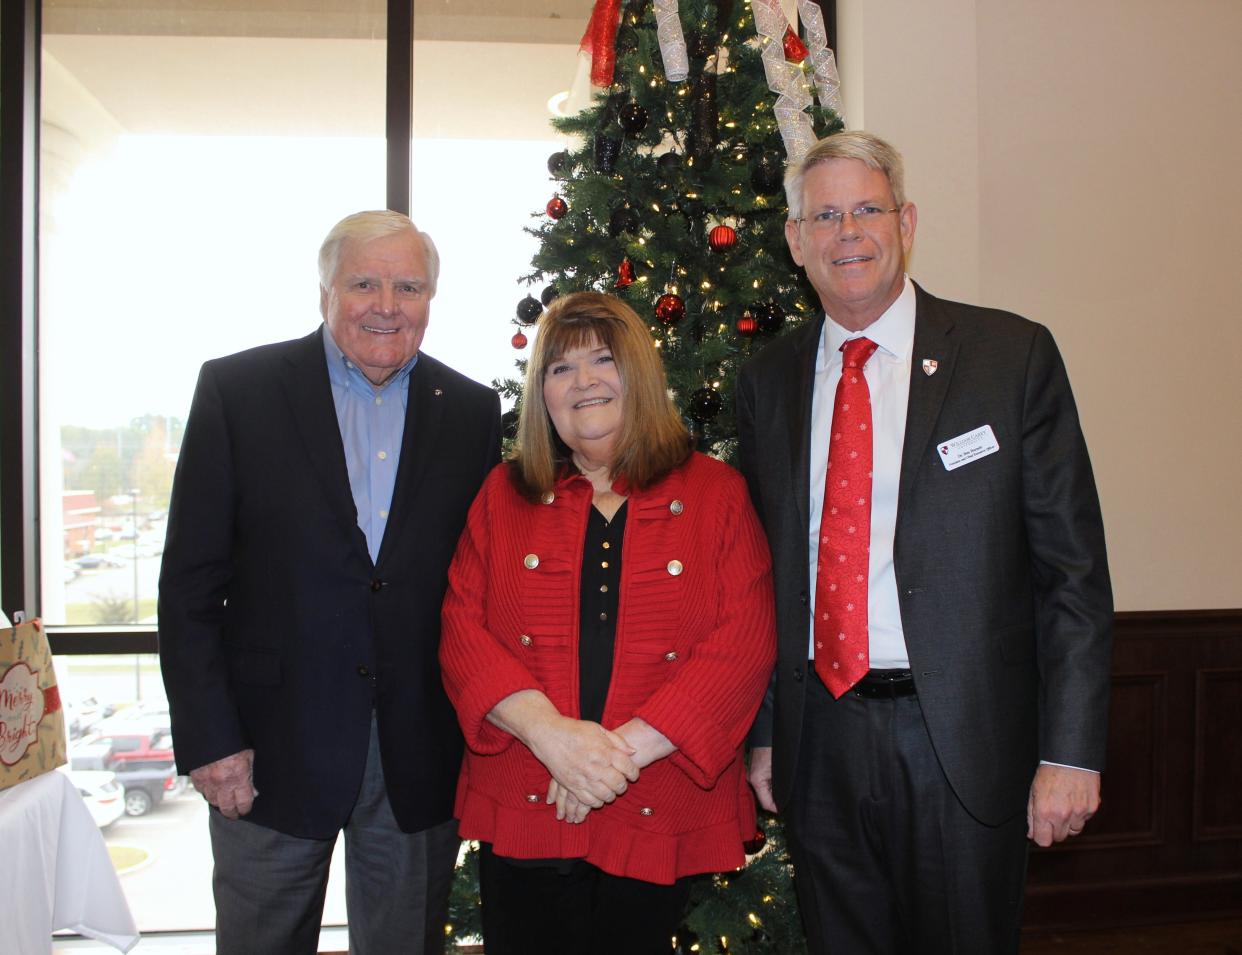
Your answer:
[737,132,1112,953]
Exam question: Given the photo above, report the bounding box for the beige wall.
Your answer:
[838,0,1242,611]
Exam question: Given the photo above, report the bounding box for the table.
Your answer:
[0,770,139,953]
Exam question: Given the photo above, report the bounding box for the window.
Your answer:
[4,0,593,939]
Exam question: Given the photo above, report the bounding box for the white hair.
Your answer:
[317,210,440,295]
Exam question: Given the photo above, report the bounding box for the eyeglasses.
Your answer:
[794,206,900,232]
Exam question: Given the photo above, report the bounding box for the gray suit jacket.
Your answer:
[736,283,1112,825]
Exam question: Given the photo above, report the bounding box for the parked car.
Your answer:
[58,766,126,829]
[70,738,179,816]
[73,553,127,570]
[87,720,174,765]
[63,695,112,739]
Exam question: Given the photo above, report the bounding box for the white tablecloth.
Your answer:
[0,771,139,953]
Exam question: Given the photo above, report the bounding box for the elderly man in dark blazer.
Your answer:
[159,210,500,954]
[737,132,1112,953]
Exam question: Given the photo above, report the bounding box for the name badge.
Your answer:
[937,425,999,471]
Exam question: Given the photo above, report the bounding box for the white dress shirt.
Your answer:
[806,277,916,667]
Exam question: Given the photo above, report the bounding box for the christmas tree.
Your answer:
[499,0,843,462]
[474,1,846,950]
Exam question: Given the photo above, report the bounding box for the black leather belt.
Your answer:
[851,668,916,699]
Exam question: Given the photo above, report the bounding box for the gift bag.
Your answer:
[1,618,67,791]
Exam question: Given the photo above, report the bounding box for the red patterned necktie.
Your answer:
[814,337,879,698]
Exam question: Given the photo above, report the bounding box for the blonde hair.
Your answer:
[510,292,692,501]
[784,131,907,221]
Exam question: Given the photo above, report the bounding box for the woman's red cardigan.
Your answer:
[440,452,777,884]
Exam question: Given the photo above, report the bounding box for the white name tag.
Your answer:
[937,425,1000,471]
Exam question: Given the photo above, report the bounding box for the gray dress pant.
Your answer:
[208,717,459,955]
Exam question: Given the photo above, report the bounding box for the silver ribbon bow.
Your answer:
[654,0,689,83]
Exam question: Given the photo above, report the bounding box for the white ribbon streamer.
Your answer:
[797,0,843,115]
[751,0,817,161]
[654,0,689,83]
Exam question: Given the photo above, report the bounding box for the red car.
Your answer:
[87,723,175,768]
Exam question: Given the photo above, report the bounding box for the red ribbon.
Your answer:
[580,0,624,87]
[43,684,62,714]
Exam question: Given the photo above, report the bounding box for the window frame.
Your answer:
[0,0,419,655]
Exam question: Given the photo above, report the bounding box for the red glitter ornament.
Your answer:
[614,256,636,288]
[546,196,568,219]
[511,331,528,349]
[654,293,686,325]
[736,313,758,336]
[782,26,809,63]
[708,224,738,252]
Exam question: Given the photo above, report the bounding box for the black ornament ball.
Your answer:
[687,31,715,59]
[616,28,638,55]
[654,293,685,325]
[501,408,519,442]
[681,197,704,220]
[756,301,786,334]
[547,150,569,178]
[618,102,649,136]
[656,151,682,178]
[594,134,621,173]
[688,387,722,422]
[540,284,560,307]
[516,294,543,325]
[608,205,640,237]
[743,827,767,855]
[606,89,630,118]
[750,153,784,195]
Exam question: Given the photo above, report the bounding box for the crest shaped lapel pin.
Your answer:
[922,358,939,376]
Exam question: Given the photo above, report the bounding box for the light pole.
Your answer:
[130,488,140,622]
[131,488,141,700]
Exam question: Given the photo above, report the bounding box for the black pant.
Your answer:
[478,842,693,955]
[786,675,1028,955]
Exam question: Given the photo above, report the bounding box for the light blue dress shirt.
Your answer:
[322,325,417,564]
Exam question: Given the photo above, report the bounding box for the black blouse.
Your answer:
[578,501,627,724]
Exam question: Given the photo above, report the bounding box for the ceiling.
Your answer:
[43,0,597,43]
[41,1,596,147]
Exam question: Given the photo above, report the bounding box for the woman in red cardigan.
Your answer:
[440,292,776,954]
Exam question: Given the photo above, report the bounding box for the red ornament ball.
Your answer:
[736,313,758,336]
[511,331,528,350]
[546,196,568,219]
[655,293,686,325]
[743,826,767,855]
[708,224,738,252]
[782,26,809,63]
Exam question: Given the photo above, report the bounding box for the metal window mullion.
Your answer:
[386,0,413,215]
[1,0,41,621]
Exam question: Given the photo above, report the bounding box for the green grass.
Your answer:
[64,599,157,625]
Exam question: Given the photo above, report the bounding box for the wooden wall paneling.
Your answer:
[1194,668,1242,841]
[1022,610,1242,933]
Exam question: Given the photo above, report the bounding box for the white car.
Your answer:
[58,767,126,829]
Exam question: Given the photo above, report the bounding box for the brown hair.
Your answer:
[510,292,692,501]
